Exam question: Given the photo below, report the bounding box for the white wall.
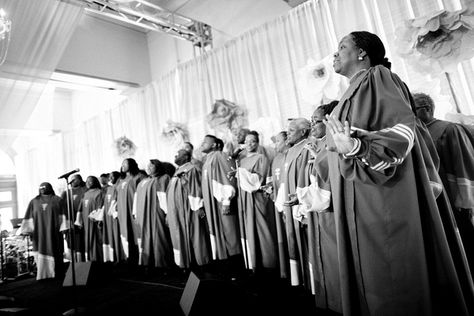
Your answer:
[147,0,290,80]
[57,14,152,87]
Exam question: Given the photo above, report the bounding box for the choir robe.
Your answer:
[426,119,474,271]
[134,175,173,267]
[21,194,68,280]
[271,151,289,279]
[202,150,241,260]
[116,174,142,260]
[75,188,104,262]
[296,138,341,312]
[167,162,212,268]
[283,139,312,287]
[323,65,470,316]
[102,184,125,262]
[237,152,277,270]
[61,186,87,261]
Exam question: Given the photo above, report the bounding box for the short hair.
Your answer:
[350,31,391,69]
[413,92,435,112]
[100,173,110,178]
[204,134,218,144]
[184,141,194,151]
[246,130,260,143]
[215,138,224,151]
[317,100,339,116]
[291,118,311,131]
[178,149,192,161]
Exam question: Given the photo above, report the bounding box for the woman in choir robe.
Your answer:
[21,182,68,280]
[102,171,125,262]
[116,158,143,262]
[298,102,340,312]
[167,149,211,269]
[75,176,104,262]
[269,131,290,279]
[135,159,173,268]
[236,131,277,272]
[320,30,471,316]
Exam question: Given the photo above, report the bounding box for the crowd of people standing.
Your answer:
[19,31,474,316]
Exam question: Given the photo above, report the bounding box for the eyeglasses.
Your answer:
[311,119,324,125]
[39,186,46,189]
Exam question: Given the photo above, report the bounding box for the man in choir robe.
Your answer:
[134,159,173,268]
[102,171,125,262]
[183,141,203,171]
[21,182,68,280]
[75,176,104,262]
[200,135,242,276]
[414,92,474,270]
[282,118,312,288]
[61,174,87,262]
[236,131,277,272]
[116,158,143,262]
[167,149,211,269]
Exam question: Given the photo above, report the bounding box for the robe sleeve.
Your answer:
[187,167,204,211]
[59,197,70,231]
[299,147,332,213]
[75,200,83,227]
[20,200,35,235]
[335,66,416,185]
[441,124,474,209]
[211,152,236,206]
[238,155,268,193]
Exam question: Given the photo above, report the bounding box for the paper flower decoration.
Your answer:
[206,99,248,135]
[297,54,348,104]
[115,136,136,158]
[396,5,474,75]
[161,120,190,145]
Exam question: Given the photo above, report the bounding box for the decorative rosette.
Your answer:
[396,5,474,75]
[297,54,348,104]
[114,136,136,158]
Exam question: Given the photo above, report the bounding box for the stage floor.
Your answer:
[0,262,330,315]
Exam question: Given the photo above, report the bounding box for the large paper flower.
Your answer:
[206,99,248,137]
[161,120,190,146]
[297,54,348,104]
[396,5,474,74]
[115,136,136,158]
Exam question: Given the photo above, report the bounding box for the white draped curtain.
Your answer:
[0,0,84,154]
[15,0,474,214]
[2,0,84,215]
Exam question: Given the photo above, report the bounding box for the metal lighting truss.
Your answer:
[82,0,212,48]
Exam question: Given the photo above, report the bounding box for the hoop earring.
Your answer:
[358,56,363,61]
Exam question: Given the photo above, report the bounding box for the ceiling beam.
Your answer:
[81,0,212,48]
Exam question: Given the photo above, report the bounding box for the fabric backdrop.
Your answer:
[14,0,474,215]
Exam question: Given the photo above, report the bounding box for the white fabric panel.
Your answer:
[188,195,204,211]
[237,167,261,193]
[157,191,168,214]
[212,180,235,206]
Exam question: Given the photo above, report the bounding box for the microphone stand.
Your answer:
[62,178,83,315]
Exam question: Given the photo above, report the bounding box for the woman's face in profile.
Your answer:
[333,35,358,77]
